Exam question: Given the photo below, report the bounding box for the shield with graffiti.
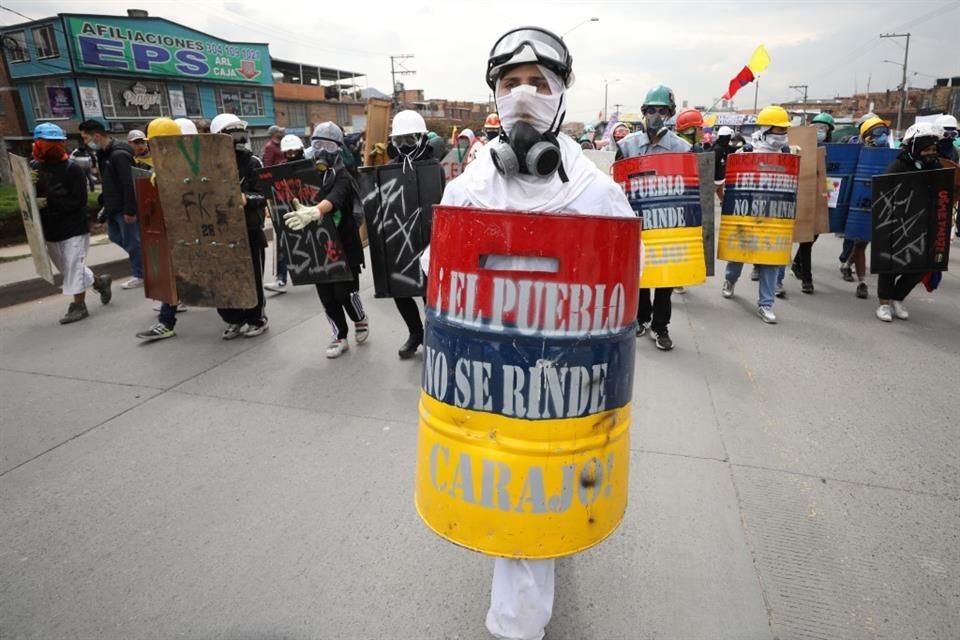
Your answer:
[256,160,353,285]
[358,160,443,298]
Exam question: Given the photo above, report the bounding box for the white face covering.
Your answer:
[495,65,565,135]
[765,132,788,147]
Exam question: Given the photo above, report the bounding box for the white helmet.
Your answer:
[390,110,427,137]
[280,134,304,152]
[210,113,247,134]
[175,118,198,135]
[935,114,958,130]
[717,126,734,137]
[311,121,343,145]
[903,121,942,144]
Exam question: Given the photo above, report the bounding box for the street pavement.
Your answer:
[1,234,958,640]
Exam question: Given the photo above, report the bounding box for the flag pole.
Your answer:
[753,76,760,114]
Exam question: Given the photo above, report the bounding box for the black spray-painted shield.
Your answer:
[257,160,353,285]
[870,168,954,274]
[359,160,443,298]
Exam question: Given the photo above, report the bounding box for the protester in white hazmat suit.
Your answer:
[433,27,633,640]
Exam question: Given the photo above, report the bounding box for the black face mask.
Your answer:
[229,130,248,150]
[490,121,564,180]
[717,135,731,148]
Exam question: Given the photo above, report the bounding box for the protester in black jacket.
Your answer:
[875,122,943,323]
[33,122,112,324]
[284,121,368,359]
[78,119,143,289]
[385,110,444,359]
[209,113,270,339]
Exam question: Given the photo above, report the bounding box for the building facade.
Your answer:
[0,11,274,141]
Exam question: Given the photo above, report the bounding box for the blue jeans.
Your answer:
[106,212,143,278]
[158,302,177,329]
[276,255,288,283]
[839,238,855,264]
[726,262,778,308]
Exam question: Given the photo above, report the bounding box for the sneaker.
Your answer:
[775,281,786,298]
[855,282,868,299]
[93,275,113,305]
[398,333,423,359]
[650,327,674,351]
[264,280,287,293]
[801,281,815,294]
[790,262,802,280]
[750,266,760,281]
[892,301,909,320]
[122,277,144,290]
[674,286,686,294]
[59,302,89,325]
[222,323,244,340]
[721,280,735,299]
[840,265,854,282]
[152,301,187,312]
[326,338,349,358]
[635,322,649,337]
[875,304,893,322]
[757,305,777,324]
[243,318,269,337]
[136,322,175,341]
[354,319,370,344]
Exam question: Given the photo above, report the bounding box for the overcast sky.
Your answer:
[7,0,960,122]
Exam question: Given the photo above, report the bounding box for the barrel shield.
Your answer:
[845,147,899,242]
[613,153,707,287]
[718,153,800,265]
[415,206,641,559]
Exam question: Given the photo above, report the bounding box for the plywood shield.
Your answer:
[150,135,257,308]
[359,160,443,298]
[256,160,353,285]
[10,155,54,284]
[134,168,177,304]
[870,168,954,274]
[788,127,819,243]
[362,99,392,167]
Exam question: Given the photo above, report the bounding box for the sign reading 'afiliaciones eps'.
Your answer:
[65,15,271,85]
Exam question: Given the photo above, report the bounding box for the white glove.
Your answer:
[283,198,321,231]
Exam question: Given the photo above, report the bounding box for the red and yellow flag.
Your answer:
[722,45,770,100]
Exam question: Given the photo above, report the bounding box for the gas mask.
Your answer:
[490,74,566,181]
[226,129,248,151]
[312,139,340,172]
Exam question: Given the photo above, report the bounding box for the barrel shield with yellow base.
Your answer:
[415,206,641,559]
[718,153,800,265]
[613,153,709,288]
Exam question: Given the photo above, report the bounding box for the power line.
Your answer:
[390,54,415,109]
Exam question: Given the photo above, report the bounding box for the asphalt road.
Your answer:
[1,234,958,640]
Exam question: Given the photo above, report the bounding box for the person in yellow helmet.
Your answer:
[721,105,794,324]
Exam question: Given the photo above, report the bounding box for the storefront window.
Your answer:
[218,87,264,118]
[181,84,203,118]
[98,78,171,119]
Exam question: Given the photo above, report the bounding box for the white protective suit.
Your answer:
[438,127,633,640]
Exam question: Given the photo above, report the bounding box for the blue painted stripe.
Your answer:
[422,314,635,421]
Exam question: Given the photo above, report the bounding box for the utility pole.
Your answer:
[753,77,760,114]
[789,84,809,124]
[389,54,415,111]
[880,32,910,134]
[612,103,624,117]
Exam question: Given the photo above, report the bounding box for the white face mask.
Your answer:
[495,69,564,135]
[765,133,788,147]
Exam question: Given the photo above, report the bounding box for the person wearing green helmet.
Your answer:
[789,112,835,293]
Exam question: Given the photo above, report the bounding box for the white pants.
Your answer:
[486,558,555,640]
[46,235,94,296]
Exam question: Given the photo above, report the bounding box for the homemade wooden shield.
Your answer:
[415,206,641,559]
[697,152,717,277]
[150,135,257,308]
[10,155,54,284]
[134,168,177,304]
[870,168,954,274]
[718,153,800,265]
[613,153,709,287]
[362,98,392,167]
[359,160,443,297]
[788,127,830,242]
[256,160,353,285]
[824,143,860,233]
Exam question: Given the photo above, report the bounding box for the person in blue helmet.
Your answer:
[31,122,112,323]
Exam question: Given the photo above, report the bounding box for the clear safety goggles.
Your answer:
[869,127,890,138]
[391,133,422,148]
[487,27,570,87]
[311,139,340,153]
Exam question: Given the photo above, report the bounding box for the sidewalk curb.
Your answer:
[0,259,131,309]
